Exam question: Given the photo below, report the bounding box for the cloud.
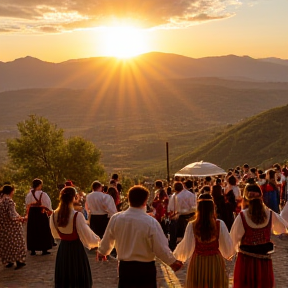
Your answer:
[0,0,244,33]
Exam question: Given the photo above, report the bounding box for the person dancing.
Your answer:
[26,178,53,255]
[230,182,287,288]
[174,193,234,288]
[0,185,26,269]
[50,186,100,288]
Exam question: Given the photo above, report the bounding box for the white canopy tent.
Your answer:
[175,161,227,177]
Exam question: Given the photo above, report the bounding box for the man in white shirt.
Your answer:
[85,181,117,238]
[168,181,196,251]
[98,185,183,288]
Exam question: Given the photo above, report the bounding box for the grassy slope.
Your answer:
[172,105,288,172]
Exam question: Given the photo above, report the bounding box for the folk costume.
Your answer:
[25,189,53,254]
[0,194,26,266]
[168,189,196,251]
[230,207,287,288]
[174,219,233,288]
[99,206,176,288]
[85,191,117,238]
[261,182,280,213]
[50,210,100,288]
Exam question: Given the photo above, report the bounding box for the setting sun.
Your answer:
[101,26,149,59]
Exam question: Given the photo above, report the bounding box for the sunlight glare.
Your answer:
[101,26,149,59]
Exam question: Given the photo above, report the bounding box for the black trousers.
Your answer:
[168,213,195,251]
[118,261,157,288]
[90,214,109,238]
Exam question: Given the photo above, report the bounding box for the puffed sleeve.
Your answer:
[49,212,60,239]
[219,220,235,259]
[173,222,195,263]
[76,212,100,249]
[230,214,245,252]
[280,202,288,226]
[42,192,53,211]
[272,211,287,234]
[7,199,20,220]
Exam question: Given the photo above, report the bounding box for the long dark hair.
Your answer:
[245,183,267,225]
[57,187,76,227]
[107,187,118,204]
[194,193,217,242]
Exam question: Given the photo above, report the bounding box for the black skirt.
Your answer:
[90,214,109,238]
[118,261,157,288]
[27,206,53,251]
[55,238,92,288]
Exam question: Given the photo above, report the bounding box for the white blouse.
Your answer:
[280,202,288,225]
[173,219,234,263]
[50,209,100,250]
[230,208,287,252]
[25,190,52,211]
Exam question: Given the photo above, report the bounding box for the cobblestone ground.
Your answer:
[1,234,288,288]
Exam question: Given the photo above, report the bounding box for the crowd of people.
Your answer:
[1,164,288,288]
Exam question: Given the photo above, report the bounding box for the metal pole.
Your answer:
[166,142,170,184]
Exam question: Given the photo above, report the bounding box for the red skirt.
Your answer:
[233,252,274,288]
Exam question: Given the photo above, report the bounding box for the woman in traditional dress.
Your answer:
[230,182,287,288]
[26,178,53,255]
[0,185,26,269]
[173,193,234,288]
[152,188,169,235]
[261,169,280,213]
[50,186,100,288]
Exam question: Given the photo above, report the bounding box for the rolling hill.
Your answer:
[171,104,288,172]
[1,76,288,176]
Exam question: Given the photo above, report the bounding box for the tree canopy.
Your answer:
[6,115,105,208]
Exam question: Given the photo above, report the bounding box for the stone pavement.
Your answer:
[1,234,288,288]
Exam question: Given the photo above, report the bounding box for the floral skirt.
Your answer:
[186,252,228,288]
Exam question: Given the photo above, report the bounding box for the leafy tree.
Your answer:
[7,115,105,208]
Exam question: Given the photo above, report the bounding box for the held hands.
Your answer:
[96,249,107,262]
[170,260,183,272]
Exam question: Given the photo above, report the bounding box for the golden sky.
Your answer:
[0,0,288,62]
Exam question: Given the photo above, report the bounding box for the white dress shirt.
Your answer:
[85,191,117,217]
[168,189,196,215]
[25,189,52,211]
[173,219,234,263]
[98,206,176,265]
[230,208,287,252]
[50,209,100,249]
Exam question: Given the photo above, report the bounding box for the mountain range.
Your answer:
[1,52,288,92]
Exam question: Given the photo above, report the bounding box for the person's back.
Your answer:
[50,186,100,288]
[99,185,182,288]
[85,181,117,238]
[173,193,233,288]
[231,182,287,288]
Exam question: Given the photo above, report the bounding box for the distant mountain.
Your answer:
[259,57,288,67]
[171,104,288,172]
[1,53,288,92]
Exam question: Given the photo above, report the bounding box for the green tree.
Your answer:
[7,115,105,208]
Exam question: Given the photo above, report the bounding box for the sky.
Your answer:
[0,0,288,62]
